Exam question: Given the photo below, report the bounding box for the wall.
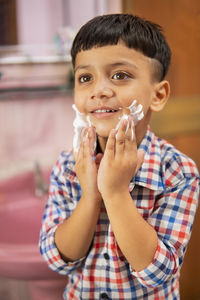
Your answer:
[16,0,63,45]
[16,0,122,46]
[64,0,121,28]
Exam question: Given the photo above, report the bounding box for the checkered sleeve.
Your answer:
[131,155,199,288]
[39,152,85,275]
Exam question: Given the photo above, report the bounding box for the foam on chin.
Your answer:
[72,99,144,152]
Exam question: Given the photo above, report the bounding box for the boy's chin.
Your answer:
[95,126,114,139]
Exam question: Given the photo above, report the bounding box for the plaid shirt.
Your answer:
[39,127,199,300]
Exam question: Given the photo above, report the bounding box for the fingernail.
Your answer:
[131,129,134,141]
[88,127,92,135]
[131,120,134,140]
[125,121,129,134]
[83,132,88,141]
[86,115,92,127]
[81,127,86,137]
[116,130,119,140]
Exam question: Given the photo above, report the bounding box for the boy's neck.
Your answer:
[97,136,107,153]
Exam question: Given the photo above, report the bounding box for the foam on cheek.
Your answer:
[72,104,96,153]
[128,99,144,123]
[115,99,144,139]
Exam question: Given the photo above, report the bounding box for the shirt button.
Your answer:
[100,292,109,299]
[103,253,110,260]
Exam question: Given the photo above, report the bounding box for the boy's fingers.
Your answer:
[77,135,84,159]
[88,126,96,154]
[82,133,91,159]
[95,153,103,170]
[125,120,136,152]
[105,129,116,158]
[73,127,88,161]
[115,119,127,155]
[78,127,88,159]
[125,119,134,142]
[82,126,88,139]
[135,149,145,173]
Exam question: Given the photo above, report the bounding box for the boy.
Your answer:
[39,14,199,299]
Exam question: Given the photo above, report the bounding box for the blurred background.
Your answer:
[0,0,199,299]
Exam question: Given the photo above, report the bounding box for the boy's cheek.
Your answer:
[74,99,85,114]
[122,107,130,115]
[118,95,139,109]
[74,91,89,114]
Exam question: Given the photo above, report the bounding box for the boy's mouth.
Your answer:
[90,107,121,118]
[93,109,117,113]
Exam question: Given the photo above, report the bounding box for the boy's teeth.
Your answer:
[94,109,116,113]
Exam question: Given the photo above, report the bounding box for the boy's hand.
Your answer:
[97,118,144,198]
[74,127,102,203]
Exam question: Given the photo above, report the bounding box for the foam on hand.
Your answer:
[72,104,96,153]
[115,99,144,140]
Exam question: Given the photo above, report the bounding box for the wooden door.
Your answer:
[0,0,18,45]
[123,1,200,299]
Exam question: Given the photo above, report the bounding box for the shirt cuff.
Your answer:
[40,226,86,276]
[131,239,178,288]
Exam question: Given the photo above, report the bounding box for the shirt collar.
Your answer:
[129,126,165,192]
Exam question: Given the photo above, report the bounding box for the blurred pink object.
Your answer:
[0,94,74,179]
[0,170,67,300]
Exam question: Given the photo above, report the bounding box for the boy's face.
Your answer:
[74,43,158,143]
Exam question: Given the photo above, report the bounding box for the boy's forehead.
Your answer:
[75,60,139,73]
[75,44,152,70]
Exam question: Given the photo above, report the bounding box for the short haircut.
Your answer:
[71,14,171,81]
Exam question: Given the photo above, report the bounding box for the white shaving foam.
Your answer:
[115,99,144,140]
[72,104,96,153]
[72,99,144,152]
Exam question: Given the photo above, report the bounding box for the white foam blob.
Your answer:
[115,99,144,140]
[72,104,96,153]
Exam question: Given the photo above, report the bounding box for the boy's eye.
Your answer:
[112,72,130,80]
[78,74,92,83]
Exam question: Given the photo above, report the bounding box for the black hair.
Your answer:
[71,14,171,81]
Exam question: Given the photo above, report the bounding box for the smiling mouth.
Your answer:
[92,109,118,113]
[90,108,120,119]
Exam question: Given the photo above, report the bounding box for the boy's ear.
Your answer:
[150,80,170,112]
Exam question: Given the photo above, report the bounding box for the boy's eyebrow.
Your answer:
[74,61,138,73]
[74,65,90,73]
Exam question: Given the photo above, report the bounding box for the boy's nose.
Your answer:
[90,83,114,100]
